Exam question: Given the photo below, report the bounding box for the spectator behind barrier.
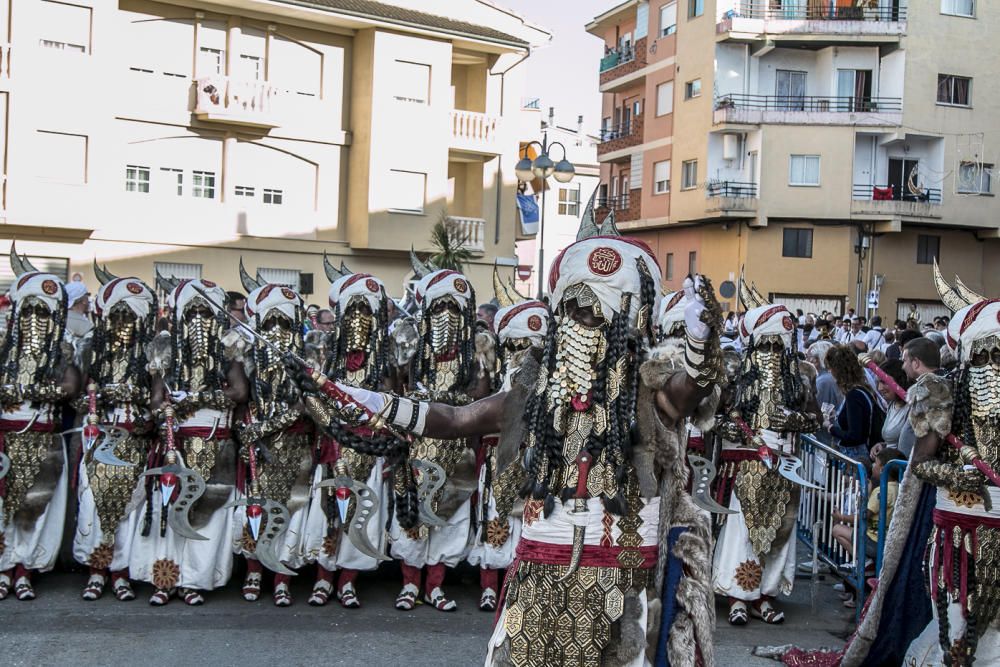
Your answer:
[902,337,941,382]
[825,345,885,465]
[871,359,916,458]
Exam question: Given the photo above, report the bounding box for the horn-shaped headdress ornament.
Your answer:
[239,257,262,293]
[9,241,39,276]
[409,246,437,280]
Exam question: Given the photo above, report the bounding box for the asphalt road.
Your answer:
[0,553,853,667]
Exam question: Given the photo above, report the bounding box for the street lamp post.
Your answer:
[515,134,575,300]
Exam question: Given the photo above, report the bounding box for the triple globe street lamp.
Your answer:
[515,136,575,300]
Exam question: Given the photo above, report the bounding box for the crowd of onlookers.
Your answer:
[747,310,951,608]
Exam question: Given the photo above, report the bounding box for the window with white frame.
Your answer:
[660,3,677,36]
[789,154,821,186]
[681,160,697,190]
[937,74,972,106]
[656,81,674,116]
[653,160,671,194]
[125,165,150,193]
[192,170,216,198]
[392,60,431,105]
[38,1,91,54]
[684,79,702,100]
[160,168,183,196]
[558,185,581,216]
[958,162,993,194]
[235,185,255,197]
[197,20,227,76]
[387,169,426,213]
[239,55,262,81]
[36,131,87,183]
[263,188,283,205]
[198,48,224,75]
[941,0,975,17]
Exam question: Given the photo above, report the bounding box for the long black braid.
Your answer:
[520,314,558,501]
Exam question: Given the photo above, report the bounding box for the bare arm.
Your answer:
[655,373,712,429]
[225,363,249,405]
[60,365,82,401]
[421,391,506,440]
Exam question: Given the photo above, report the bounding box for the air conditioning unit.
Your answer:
[723,134,740,161]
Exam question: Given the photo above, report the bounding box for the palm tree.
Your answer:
[426,212,473,272]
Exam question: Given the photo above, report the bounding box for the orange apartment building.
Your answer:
[587,1,1000,321]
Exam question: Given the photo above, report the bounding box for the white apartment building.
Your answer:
[0,0,548,301]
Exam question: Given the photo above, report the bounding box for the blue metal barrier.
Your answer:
[875,458,908,573]
[797,434,869,621]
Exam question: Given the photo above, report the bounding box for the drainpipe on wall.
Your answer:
[488,50,531,246]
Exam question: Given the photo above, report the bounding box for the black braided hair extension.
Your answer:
[365,291,390,388]
[392,461,419,530]
[41,293,68,384]
[937,573,953,666]
[322,417,409,460]
[964,556,979,667]
[414,308,433,390]
[780,344,804,410]
[637,258,659,347]
[601,301,630,516]
[520,313,558,500]
[456,288,478,391]
[954,367,976,455]
[737,334,762,422]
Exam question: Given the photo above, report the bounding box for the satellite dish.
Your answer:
[719,280,736,299]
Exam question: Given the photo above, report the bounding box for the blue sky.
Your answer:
[498,0,609,135]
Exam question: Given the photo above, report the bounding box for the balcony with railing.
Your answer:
[599,37,647,86]
[596,190,641,222]
[706,180,758,214]
[194,76,281,128]
[447,215,487,253]
[714,94,902,126]
[450,110,500,155]
[851,183,942,219]
[597,116,644,159]
[717,1,906,40]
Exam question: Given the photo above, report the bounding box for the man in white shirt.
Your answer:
[64,281,93,339]
[864,315,887,352]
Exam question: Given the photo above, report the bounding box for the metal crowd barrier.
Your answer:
[875,458,909,574]
[797,434,869,621]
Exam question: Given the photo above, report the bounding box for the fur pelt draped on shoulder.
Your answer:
[907,373,953,439]
[634,342,718,667]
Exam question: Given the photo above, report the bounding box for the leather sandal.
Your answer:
[149,588,174,606]
[395,583,419,611]
[479,587,497,612]
[308,579,332,606]
[337,582,361,609]
[180,588,204,606]
[751,599,785,624]
[728,600,749,626]
[14,576,35,601]
[242,572,262,602]
[82,574,106,601]
[273,582,293,607]
[424,587,457,612]
[112,577,135,602]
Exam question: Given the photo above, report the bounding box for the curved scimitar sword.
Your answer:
[316,464,389,563]
[776,454,824,490]
[687,454,738,514]
[226,497,296,576]
[142,454,210,541]
[0,451,9,481]
[412,459,448,527]
[94,427,136,467]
